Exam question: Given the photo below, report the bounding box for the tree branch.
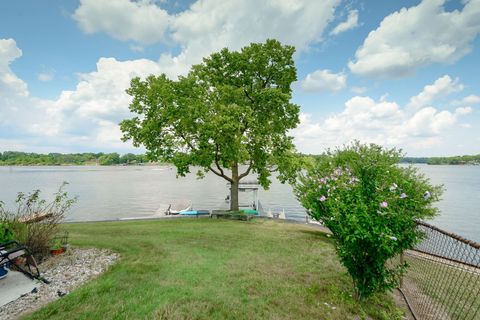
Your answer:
[214,144,226,177]
[179,132,197,151]
[243,88,255,104]
[238,160,253,180]
[209,166,234,183]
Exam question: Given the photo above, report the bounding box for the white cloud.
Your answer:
[0,38,28,98]
[330,9,359,35]
[408,75,464,109]
[49,57,163,141]
[60,57,161,119]
[0,39,31,132]
[292,86,473,154]
[451,94,480,107]
[73,0,171,44]
[0,40,65,141]
[301,69,347,93]
[349,0,480,77]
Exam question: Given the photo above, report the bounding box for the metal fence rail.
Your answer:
[400,221,480,320]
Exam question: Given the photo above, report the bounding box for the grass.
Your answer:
[24,219,404,319]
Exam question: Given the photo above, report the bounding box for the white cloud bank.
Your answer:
[2,1,342,152]
[0,39,163,152]
[349,0,480,77]
[1,1,478,155]
[292,75,474,155]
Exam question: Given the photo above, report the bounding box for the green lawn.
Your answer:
[24,219,404,320]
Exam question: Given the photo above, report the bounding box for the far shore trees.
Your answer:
[120,40,301,211]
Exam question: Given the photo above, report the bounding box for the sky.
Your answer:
[0,0,479,157]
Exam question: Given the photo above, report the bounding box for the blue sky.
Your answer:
[0,0,479,156]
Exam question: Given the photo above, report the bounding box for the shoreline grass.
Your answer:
[24,219,404,319]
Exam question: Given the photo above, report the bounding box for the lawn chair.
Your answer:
[0,240,47,283]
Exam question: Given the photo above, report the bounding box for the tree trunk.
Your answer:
[230,162,239,211]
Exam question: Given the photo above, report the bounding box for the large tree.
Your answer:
[120,39,300,210]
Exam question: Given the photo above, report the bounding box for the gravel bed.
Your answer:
[0,248,118,320]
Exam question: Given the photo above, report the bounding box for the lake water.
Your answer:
[0,164,478,242]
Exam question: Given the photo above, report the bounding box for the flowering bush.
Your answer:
[295,143,442,299]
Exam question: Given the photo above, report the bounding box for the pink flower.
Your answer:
[320,195,327,202]
[380,201,388,208]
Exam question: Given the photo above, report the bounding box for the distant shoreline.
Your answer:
[0,162,169,167]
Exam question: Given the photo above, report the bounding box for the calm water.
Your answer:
[0,164,478,242]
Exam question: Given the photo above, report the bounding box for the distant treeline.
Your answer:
[0,151,149,166]
[305,154,480,166]
[425,154,480,165]
[398,155,480,165]
[400,157,429,164]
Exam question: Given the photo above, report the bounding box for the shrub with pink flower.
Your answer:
[295,142,442,299]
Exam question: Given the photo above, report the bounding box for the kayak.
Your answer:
[178,210,210,216]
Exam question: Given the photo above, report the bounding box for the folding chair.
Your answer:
[0,240,48,283]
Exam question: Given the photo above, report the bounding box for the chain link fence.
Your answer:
[399,221,480,320]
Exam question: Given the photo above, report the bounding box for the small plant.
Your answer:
[295,142,442,299]
[50,239,63,250]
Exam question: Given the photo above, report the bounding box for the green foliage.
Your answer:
[120,39,301,209]
[0,151,149,166]
[0,221,14,243]
[295,142,442,299]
